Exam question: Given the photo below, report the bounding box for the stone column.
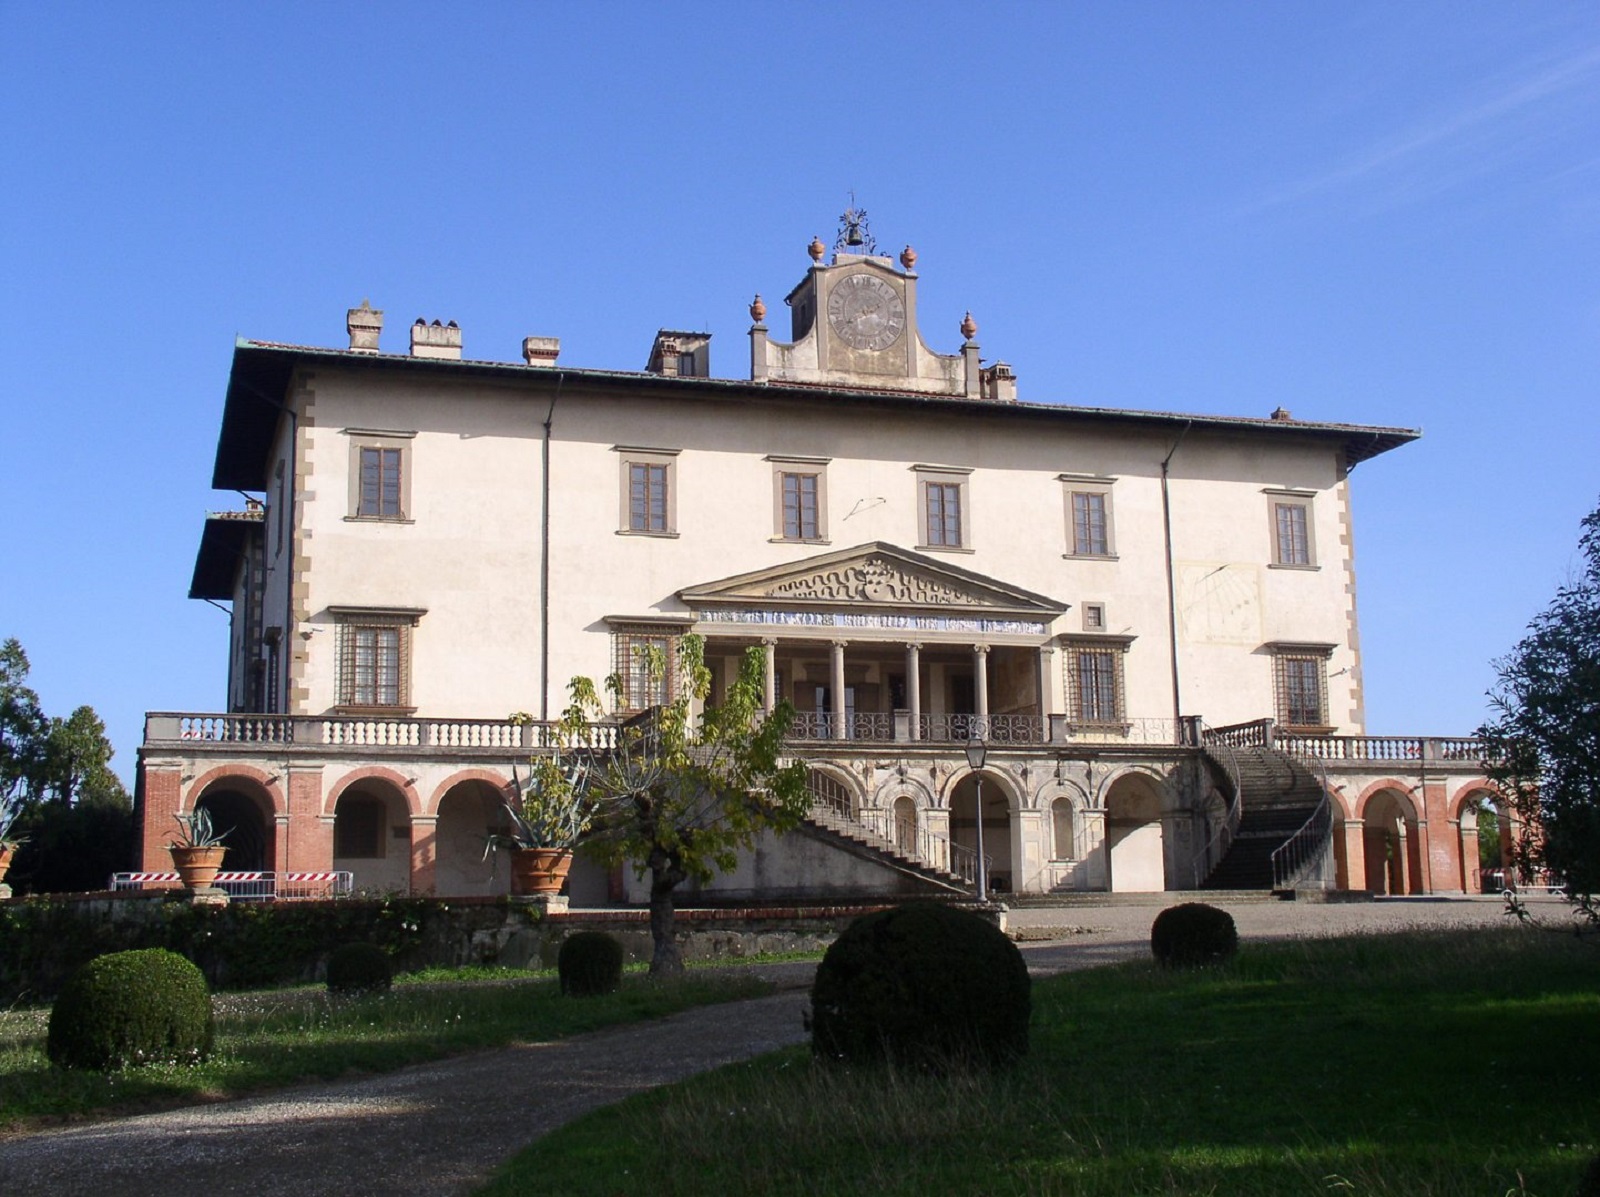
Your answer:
[762,638,778,714]
[1036,644,1057,718]
[1342,818,1366,891]
[410,814,438,896]
[831,640,848,741]
[906,642,922,741]
[973,645,990,731]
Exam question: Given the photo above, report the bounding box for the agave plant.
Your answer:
[170,807,229,849]
[0,781,25,848]
[484,752,596,857]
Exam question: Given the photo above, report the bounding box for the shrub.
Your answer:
[46,948,213,1070]
[559,931,624,997]
[1578,1153,1600,1197]
[809,902,1030,1070]
[1150,902,1239,968]
[326,941,393,994]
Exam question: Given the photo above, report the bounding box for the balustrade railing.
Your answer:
[147,712,619,752]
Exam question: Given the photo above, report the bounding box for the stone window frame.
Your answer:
[1060,473,1118,559]
[330,606,425,714]
[345,429,416,523]
[1264,488,1318,569]
[767,454,830,544]
[1082,602,1108,632]
[1061,634,1134,729]
[1267,640,1336,732]
[913,464,973,553]
[616,446,681,537]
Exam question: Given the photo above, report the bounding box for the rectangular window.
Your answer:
[1064,639,1129,726]
[782,472,819,540]
[925,482,962,547]
[1061,474,1116,558]
[334,610,421,710]
[346,430,415,522]
[616,447,680,536]
[1275,502,1310,565]
[359,447,403,518]
[612,630,678,711]
[1072,492,1108,555]
[629,463,669,532]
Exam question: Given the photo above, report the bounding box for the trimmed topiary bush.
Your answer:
[809,902,1030,1070]
[558,931,624,997]
[46,948,213,1071]
[1150,902,1239,968]
[326,941,393,994]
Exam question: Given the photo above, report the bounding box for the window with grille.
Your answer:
[1275,653,1327,728]
[612,629,677,711]
[1064,640,1127,725]
[334,611,418,709]
[781,472,820,540]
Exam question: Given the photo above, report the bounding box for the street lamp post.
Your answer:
[965,736,989,902]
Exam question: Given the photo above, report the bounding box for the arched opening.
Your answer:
[332,783,412,893]
[1051,797,1076,861]
[892,795,918,854]
[1460,790,1507,892]
[805,768,858,822]
[949,772,1013,892]
[194,786,274,873]
[1362,789,1423,895]
[434,779,511,897]
[1105,773,1166,892]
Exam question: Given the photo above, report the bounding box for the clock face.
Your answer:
[827,273,906,351]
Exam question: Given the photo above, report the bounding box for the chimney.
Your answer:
[522,336,560,367]
[346,299,383,354]
[410,318,462,360]
[981,361,1017,403]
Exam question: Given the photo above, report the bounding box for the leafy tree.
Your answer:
[39,706,126,807]
[0,639,46,801]
[553,635,807,975]
[1479,499,1600,912]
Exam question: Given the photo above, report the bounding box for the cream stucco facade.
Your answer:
[138,236,1499,903]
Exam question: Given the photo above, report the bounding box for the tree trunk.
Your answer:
[647,856,687,976]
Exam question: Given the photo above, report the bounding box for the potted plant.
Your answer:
[168,808,229,891]
[0,783,25,893]
[485,753,594,895]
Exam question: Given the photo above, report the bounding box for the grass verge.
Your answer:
[0,970,771,1130]
[481,927,1599,1196]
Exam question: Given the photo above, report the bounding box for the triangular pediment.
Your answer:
[679,542,1066,617]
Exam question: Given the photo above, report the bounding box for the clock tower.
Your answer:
[747,204,1018,402]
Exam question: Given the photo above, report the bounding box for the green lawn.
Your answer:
[0,969,770,1129]
[481,927,1599,1196]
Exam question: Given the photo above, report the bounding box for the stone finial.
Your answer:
[1270,406,1293,421]
[522,336,560,367]
[808,236,826,262]
[410,318,462,360]
[346,299,383,354]
[749,294,767,323]
[960,311,978,341]
[899,245,917,272]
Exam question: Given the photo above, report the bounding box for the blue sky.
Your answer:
[3,2,1597,782]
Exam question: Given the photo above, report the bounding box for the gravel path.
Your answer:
[0,894,1539,1196]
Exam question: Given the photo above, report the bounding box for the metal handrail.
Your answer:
[1270,752,1334,890]
[1193,725,1245,887]
[804,777,987,888]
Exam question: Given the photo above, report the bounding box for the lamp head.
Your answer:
[964,737,988,771]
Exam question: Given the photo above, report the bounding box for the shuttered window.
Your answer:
[629,463,669,532]
[925,482,962,547]
[1071,492,1109,556]
[358,447,404,518]
[1274,501,1312,566]
[782,472,820,540]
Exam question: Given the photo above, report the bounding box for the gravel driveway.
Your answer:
[0,894,1536,1196]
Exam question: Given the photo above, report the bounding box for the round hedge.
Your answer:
[47,948,214,1071]
[1150,902,1239,968]
[558,931,624,997]
[326,941,393,994]
[810,902,1030,1070]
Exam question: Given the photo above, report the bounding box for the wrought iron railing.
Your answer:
[916,713,1046,743]
[1193,725,1245,887]
[805,773,985,889]
[1270,753,1335,891]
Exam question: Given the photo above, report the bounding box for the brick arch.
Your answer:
[186,764,285,817]
[325,766,422,818]
[428,768,514,817]
[1323,784,1352,823]
[1354,779,1420,822]
[1449,781,1500,824]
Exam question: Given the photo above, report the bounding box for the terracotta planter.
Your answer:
[510,847,573,896]
[169,845,227,891]
[0,843,13,888]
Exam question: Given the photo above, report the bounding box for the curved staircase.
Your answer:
[1200,746,1332,891]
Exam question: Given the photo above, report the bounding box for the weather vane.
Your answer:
[835,192,877,255]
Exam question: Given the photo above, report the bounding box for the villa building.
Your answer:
[136,218,1499,902]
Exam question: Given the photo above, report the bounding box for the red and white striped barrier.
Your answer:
[110,871,354,899]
